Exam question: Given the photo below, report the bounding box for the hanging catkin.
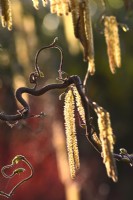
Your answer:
[93,103,118,182]
[64,89,80,178]
[104,16,121,73]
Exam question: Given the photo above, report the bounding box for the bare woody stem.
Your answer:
[0,155,33,198]
[34,37,63,80]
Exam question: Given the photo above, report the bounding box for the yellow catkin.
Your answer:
[84,0,95,75]
[97,107,118,182]
[50,0,57,14]
[49,0,69,16]
[92,132,101,147]
[42,0,48,7]
[62,0,70,15]
[56,0,63,16]
[64,89,80,178]
[72,85,85,124]
[0,0,12,30]
[32,0,39,9]
[104,16,121,73]
[111,17,121,68]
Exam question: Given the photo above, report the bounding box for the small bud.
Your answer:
[13,168,25,175]
[12,155,25,165]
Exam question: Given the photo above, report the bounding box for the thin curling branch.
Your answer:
[34,37,63,80]
[0,155,33,198]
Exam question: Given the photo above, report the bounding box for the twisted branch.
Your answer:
[0,38,132,177]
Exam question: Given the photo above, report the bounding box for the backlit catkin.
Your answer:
[72,85,85,124]
[64,89,80,178]
[42,0,48,7]
[84,0,95,75]
[50,0,70,16]
[32,0,39,9]
[104,16,121,73]
[97,107,118,182]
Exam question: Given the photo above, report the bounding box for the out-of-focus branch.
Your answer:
[114,149,133,166]
[0,155,33,198]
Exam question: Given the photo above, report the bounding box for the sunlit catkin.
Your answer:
[112,17,121,68]
[50,0,57,14]
[64,89,80,178]
[97,107,118,182]
[56,0,63,16]
[0,0,12,30]
[104,16,121,73]
[84,0,95,75]
[32,0,39,9]
[42,0,48,7]
[72,85,85,124]
[50,0,70,16]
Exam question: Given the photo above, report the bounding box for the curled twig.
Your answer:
[0,155,33,198]
[35,37,63,80]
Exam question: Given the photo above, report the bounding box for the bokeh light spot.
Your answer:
[42,14,60,32]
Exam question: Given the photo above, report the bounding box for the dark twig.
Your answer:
[35,37,63,80]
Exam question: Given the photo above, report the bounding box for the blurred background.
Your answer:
[0,0,133,200]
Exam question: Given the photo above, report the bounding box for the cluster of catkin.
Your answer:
[93,102,118,182]
[64,85,85,178]
[32,0,70,15]
[0,0,95,76]
[64,85,118,182]
[0,0,122,77]
[104,16,121,74]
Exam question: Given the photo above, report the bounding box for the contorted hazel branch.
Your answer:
[0,38,132,183]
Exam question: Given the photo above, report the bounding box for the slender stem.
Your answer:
[0,156,33,198]
[8,157,33,197]
[83,66,90,88]
[35,37,63,79]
